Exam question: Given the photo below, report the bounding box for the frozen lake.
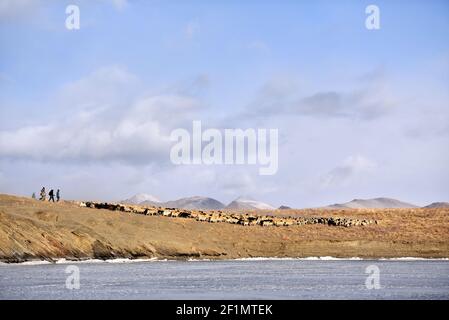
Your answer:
[1,259,448,299]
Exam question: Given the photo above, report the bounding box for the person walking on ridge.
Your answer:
[48,189,55,202]
[56,189,60,202]
[40,187,46,201]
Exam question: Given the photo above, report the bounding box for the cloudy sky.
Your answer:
[0,0,448,207]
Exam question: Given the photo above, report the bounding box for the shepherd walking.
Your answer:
[48,189,55,202]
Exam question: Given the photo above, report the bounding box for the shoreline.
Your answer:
[2,256,449,266]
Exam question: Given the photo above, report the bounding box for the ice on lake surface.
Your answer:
[1,259,448,299]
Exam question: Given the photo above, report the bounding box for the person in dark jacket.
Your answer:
[48,189,55,202]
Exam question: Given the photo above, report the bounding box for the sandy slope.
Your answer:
[0,194,448,262]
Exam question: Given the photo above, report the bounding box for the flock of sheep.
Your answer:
[79,201,377,228]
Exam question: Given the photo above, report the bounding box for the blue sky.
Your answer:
[0,0,448,207]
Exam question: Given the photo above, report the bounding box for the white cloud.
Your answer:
[57,65,140,110]
[0,66,203,165]
[321,155,377,188]
[291,85,396,120]
[241,72,397,121]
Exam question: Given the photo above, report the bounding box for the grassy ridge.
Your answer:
[0,194,448,262]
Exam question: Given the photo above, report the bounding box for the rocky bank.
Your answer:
[0,194,448,263]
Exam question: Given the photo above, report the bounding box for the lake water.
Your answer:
[1,259,448,299]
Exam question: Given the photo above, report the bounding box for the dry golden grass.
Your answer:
[0,194,448,262]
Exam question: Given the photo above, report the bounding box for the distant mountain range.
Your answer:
[162,196,225,210]
[122,194,447,210]
[226,197,275,210]
[325,197,418,209]
[121,194,274,210]
[122,193,161,205]
[423,202,449,208]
